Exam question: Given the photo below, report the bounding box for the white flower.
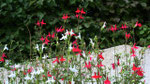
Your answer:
[60,34,67,40]
[70,29,74,36]
[35,70,41,75]
[42,44,45,51]
[69,65,78,73]
[4,78,9,84]
[3,44,9,51]
[65,30,70,35]
[46,76,55,83]
[75,32,81,39]
[14,64,21,69]
[24,74,30,80]
[35,44,39,51]
[24,74,33,80]
[102,21,106,28]
[71,78,75,84]
[31,69,37,75]
[82,51,86,57]
[42,54,48,59]
[89,38,94,47]
[8,71,16,78]
[68,43,73,51]
[38,67,44,73]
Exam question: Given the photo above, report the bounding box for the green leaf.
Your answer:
[141,3,147,7]
[70,0,76,4]
[37,12,45,20]
[29,0,36,6]
[84,23,90,28]
[17,8,22,13]
[140,31,144,34]
[6,0,12,3]
[1,3,7,8]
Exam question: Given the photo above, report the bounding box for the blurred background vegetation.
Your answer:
[0,0,150,62]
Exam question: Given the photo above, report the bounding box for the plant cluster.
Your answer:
[0,8,149,84]
[0,0,150,62]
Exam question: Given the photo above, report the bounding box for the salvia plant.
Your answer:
[0,8,149,84]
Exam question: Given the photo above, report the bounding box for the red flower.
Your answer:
[40,19,46,26]
[47,71,52,77]
[75,14,79,18]
[23,71,26,75]
[52,33,55,38]
[131,44,137,57]
[61,78,64,81]
[60,56,66,62]
[75,8,80,13]
[0,57,4,62]
[112,63,115,70]
[75,8,85,19]
[2,53,7,58]
[72,40,77,45]
[148,45,150,48]
[27,67,33,73]
[36,20,40,26]
[42,75,46,77]
[40,36,45,41]
[44,37,50,45]
[136,69,144,77]
[135,21,142,27]
[132,64,144,77]
[131,53,136,57]
[104,76,111,84]
[91,72,102,79]
[109,25,117,32]
[11,68,16,71]
[98,53,104,60]
[55,26,64,33]
[125,32,131,39]
[133,43,139,49]
[72,46,82,53]
[96,62,104,68]
[117,59,120,66]
[84,61,92,69]
[132,64,140,71]
[131,47,135,54]
[121,24,127,30]
[47,32,51,38]
[62,14,70,20]
[52,57,59,63]
[88,51,91,54]
[114,24,117,31]
[79,14,84,19]
[80,8,86,14]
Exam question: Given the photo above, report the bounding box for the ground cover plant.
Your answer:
[0,8,149,84]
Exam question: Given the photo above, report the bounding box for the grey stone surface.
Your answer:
[102,45,149,84]
[0,45,149,83]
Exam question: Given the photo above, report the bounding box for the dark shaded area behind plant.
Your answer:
[0,0,150,62]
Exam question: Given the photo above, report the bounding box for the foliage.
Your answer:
[0,3,148,83]
[0,0,150,62]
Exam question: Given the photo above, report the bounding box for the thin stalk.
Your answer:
[124,31,128,66]
[26,25,32,61]
[112,32,117,82]
[133,28,135,43]
[77,18,79,33]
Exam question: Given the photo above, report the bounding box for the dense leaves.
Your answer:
[0,0,150,62]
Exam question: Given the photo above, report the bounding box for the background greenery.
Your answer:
[0,0,150,62]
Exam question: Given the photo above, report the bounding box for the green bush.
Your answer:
[0,0,150,62]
